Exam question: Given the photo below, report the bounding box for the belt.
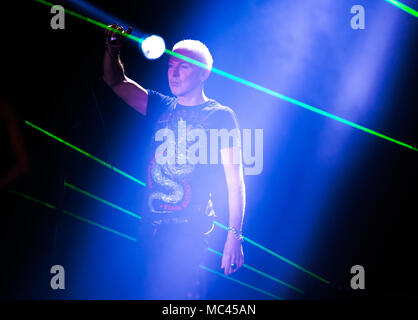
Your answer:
[152,216,189,226]
[151,203,206,226]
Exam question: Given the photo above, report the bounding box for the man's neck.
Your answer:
[176,88,209,106]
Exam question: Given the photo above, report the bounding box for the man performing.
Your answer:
[103,24,246,299]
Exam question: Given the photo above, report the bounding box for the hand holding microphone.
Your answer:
[105,23,132,54]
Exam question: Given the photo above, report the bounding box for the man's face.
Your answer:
[168,49,206,97]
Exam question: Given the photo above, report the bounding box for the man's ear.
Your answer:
[199,68,211,82]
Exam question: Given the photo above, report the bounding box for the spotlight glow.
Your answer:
[141,35,166,60]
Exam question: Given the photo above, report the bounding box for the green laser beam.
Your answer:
[64,181,142,220]
[208,248,304,294]
[9,189,56,209]
[167,41,418,152]
[25,120,328,284]
[213,221,329,284]
[10,187,292,297]
[35,0,417,152]
[64,184,304,295]
[63,182,310,291]
[31,0,406,282]
[25,120,146,187]
[10,188,281,298]
[208,68,417,152]
[173,46,418,152]
[61,209,137,242]
[63,181,321,288]
[8,187,296,298]
[9,189,137,242]
[385,0,418,18]
[199,265,283,300]
[244,236,329,284]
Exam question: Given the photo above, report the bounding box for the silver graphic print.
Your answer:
[148,135,194,213]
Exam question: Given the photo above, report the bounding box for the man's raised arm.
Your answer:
[103,24,148,116]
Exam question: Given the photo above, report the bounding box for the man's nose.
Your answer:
[172,67,180,77]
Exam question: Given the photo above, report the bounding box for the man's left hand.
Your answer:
[221,233,244,276]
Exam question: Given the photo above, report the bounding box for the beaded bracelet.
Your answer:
[228,226,244,242]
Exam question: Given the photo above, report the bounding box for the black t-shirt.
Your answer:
[142,90,240,234]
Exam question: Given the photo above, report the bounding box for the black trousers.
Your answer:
[141,222,209,300]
